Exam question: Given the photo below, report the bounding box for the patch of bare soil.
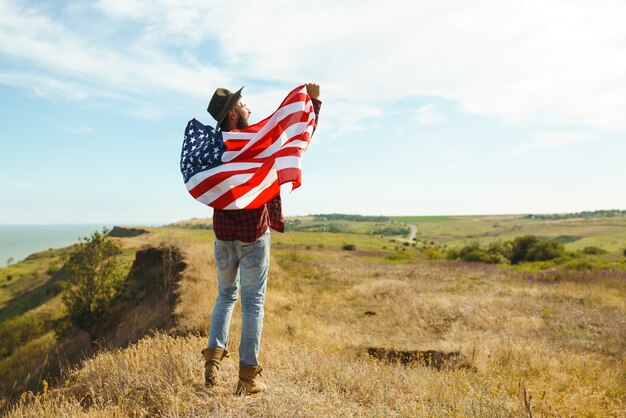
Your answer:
[366,347,474,370]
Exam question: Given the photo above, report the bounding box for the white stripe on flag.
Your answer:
[185,162,261,190]
[195,172,256,205]
[281,139,309,151]
[275,156,301,170]
[222,131,255,141]
[223,169,279,209]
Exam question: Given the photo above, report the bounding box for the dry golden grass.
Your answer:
[6,234,626,417]
[174,242,216,334]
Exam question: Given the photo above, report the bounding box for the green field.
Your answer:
[166,212,626,252]
[390,214,626,251]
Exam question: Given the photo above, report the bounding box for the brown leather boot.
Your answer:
[201,347,228,387]
[235,365,267,395]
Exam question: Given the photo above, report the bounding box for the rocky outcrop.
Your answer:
[108,226,149,238]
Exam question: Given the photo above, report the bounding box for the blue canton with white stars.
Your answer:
[180,119,227,183]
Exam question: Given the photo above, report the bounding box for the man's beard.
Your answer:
[236,114,249,129]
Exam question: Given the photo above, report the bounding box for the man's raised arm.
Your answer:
[305,83,322,134]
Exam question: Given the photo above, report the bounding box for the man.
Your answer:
[202,83,321,395]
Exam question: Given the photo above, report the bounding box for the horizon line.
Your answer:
[2,208,625,226]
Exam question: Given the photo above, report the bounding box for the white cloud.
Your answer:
[322,102,383,139]
[204,0,626,132]
[511,131,592,154]
[0,0,230,101]
[1,0,626,133]
[415,104,445,125]
[0,71,88,100]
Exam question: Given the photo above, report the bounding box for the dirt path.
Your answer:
[406,223,417,241]
[392,222,417,243]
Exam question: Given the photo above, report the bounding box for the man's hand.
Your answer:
[305,83,320,100]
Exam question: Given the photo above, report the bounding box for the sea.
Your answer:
[0,225,118,264]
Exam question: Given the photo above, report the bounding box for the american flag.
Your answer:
[181,85,317,209]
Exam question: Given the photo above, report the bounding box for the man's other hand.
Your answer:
[305,83,320,100]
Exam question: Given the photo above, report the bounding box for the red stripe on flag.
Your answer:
[272,146,304,159]
[224,139,250,151]
[277,168,301,188]
[189,167,257,199]
[246,180,281,208]
[208,160,276,208]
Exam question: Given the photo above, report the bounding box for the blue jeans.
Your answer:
[208,230,270,367]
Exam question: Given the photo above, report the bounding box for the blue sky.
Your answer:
[1,0,625,225]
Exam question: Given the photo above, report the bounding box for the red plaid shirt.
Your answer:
[213,98,321,242]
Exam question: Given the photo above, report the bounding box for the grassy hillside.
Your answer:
[0,230,185,402]
[390,213,626,251]
[1,216,625,416]
[0,247,71,319]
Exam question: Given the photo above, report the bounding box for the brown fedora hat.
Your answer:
[207,86,244,128]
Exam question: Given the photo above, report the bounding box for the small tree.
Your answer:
[525,240,564,262]
[457,241,487,263]
[446,240,509,264]
[510,235,564,264]
[485,240,512,263]
[510,236,539,264]
[581,246,608,255]
[62,229,124,338]
[6,257,14,267]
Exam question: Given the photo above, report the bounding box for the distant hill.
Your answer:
[311,213,390,222]
[167,217,213,230]
[523,209,626,220]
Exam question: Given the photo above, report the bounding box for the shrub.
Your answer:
[447,241,509,264]
[423,245,444,260]
[580,246,608,255]
[371,225,410,236]
[385,251,411,261]
[327,223,349,233]
[62,229,125,338]
[47,263,61,276]
[447,237,565,265]
[0,315,45,358]
[524,240,565,262]
[509,236,564,264]
[486,240,512,261]
[342,244,356,251]
[446,248,459,259]
[455,242,486,263]
[510,236,539,264]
